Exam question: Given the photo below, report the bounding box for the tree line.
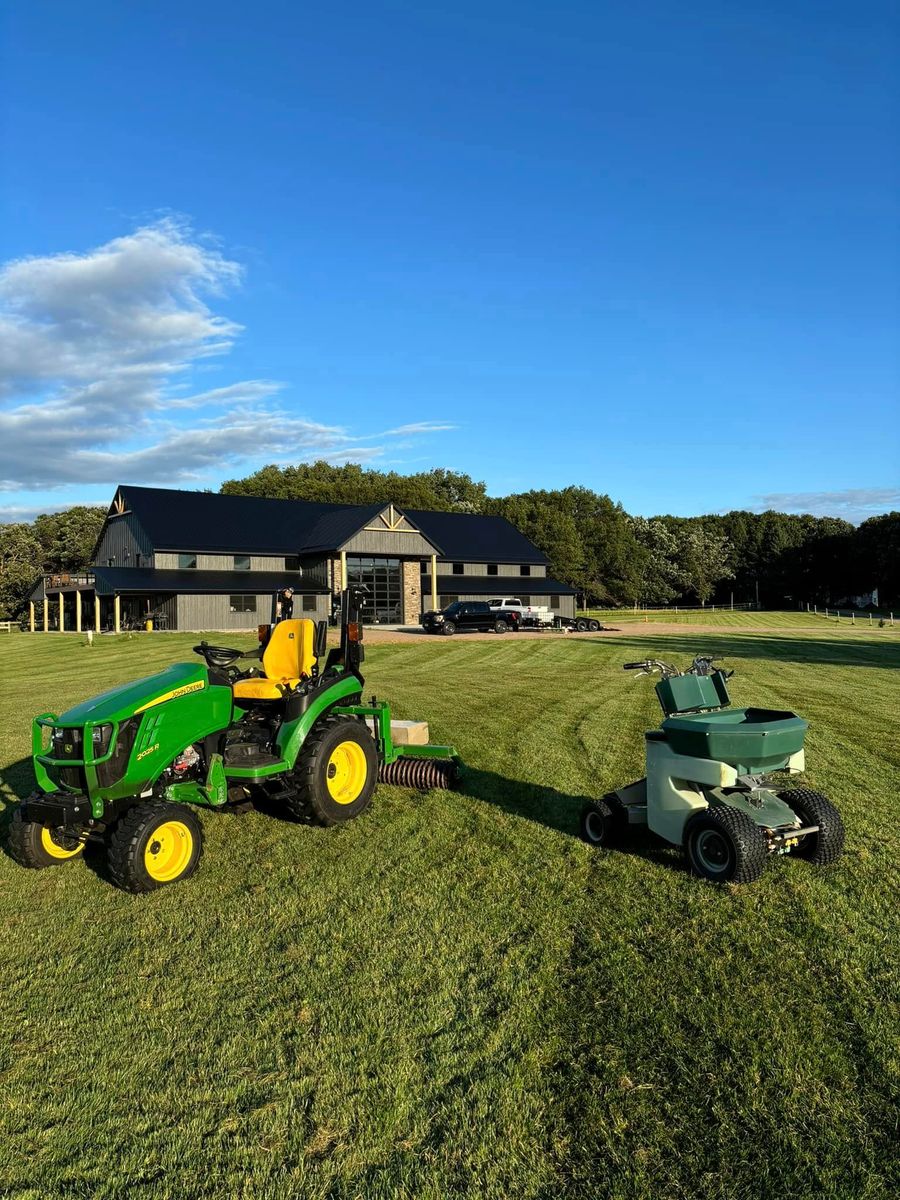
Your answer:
[1,463,896,617]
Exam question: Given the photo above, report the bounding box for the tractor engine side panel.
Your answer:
[103,685,235,801]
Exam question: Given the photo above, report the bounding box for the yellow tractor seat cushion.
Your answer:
[231,676,299,702]
[231,619,317,703]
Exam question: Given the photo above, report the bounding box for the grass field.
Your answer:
[1,615,897,1200]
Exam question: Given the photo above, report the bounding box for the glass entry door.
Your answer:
[346,556,402,624]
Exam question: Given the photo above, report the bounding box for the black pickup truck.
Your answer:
[421,600,519,636]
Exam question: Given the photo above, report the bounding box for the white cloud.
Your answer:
[751,487,900,524]
[0,219,452,495]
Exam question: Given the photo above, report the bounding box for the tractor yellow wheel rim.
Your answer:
[325,740,368,805]
[40,826,83,860]
[144,820,193,882]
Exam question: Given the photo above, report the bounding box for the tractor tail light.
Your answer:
[347,622,363,642]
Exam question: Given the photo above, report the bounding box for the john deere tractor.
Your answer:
[11,588,459,892]
[580,656,844,883]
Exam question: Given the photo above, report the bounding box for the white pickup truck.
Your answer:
[488,598,602,632]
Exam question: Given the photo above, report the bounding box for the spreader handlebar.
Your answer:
[623,662,647,670]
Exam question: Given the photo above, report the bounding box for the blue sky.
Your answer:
[1,0,897,523]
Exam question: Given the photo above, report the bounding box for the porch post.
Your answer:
[43,598,49,632]
[430,554,438,611]
[340,550,348,590]
[29,601,35,632]
[59,592,65,633]
[114,595,121,634]
[95,592,101,633]
[75,589,82,633]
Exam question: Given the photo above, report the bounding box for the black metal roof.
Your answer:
[424,574,575,596]
[106,485,547,564]
[113,486,397,556]
[407,509,549,564]
[91,566,329,597]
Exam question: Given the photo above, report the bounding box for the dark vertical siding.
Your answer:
[94,513,153,567]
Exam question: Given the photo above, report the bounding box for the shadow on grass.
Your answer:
[583,632,900,669]
[459,764,687,875]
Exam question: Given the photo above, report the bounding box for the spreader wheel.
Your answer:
[779,788,845,866]
[8,808,85,869]
[106,801,203,893]
[684,806,767,884]
[579,794,626,848]
[287,716,378,826]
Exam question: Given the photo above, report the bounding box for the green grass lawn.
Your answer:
[1,618,897,1199]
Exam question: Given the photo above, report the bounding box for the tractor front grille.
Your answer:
[49,728,87,791]
[96,718,140,788]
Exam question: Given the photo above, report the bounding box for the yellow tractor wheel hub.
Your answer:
[325,740,368,804]
[40,827,84,860]
[144,820,194,882]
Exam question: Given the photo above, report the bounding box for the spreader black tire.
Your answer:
[579,794,627,848]
[575,617,588,632]
[684,806,767,884]
[778,788,845,866]
[7,807,85,869]
[106,800,203,893]
[286,716,378,826]
[441,621,456,636]
[588,619,601,632]
[494,619,509,634]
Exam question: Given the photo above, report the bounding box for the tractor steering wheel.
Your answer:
[192,642,247,673]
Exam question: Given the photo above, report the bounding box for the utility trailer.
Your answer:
[488,597,604,633]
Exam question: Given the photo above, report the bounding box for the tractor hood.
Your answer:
[57,662,210,725]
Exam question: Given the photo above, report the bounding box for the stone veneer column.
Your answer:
[401,561,422,625]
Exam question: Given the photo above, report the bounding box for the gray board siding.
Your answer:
[177,592,330,631]
[339,528,437,556]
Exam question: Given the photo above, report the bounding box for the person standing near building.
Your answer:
[276,586,294,622]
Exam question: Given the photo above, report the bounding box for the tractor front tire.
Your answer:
[286,716,378,826]
[106,801,203,893]
[779,788,845,866]
[580,794,627,849]
[8,807,85,869]
[684,806,767,884]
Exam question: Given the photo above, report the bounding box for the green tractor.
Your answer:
[580,656,844,883]
[11,588,459,892]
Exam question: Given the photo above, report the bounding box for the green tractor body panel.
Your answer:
[55,662,211,726]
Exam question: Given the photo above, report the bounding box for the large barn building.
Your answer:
[29,486,576,632]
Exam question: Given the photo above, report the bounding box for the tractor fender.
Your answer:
[276,674,363,770]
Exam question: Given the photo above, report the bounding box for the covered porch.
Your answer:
[29,574,177,633]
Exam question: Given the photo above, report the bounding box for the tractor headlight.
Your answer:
[91,724,113,756]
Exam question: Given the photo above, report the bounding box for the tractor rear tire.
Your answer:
[580,794,627,848]
[8,807,85,869]
[778,788,845,866]
[106,801,204,893]
[684,806,767,884]
[286,716,378,826]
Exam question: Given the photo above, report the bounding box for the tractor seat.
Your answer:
[232,619,317,703]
